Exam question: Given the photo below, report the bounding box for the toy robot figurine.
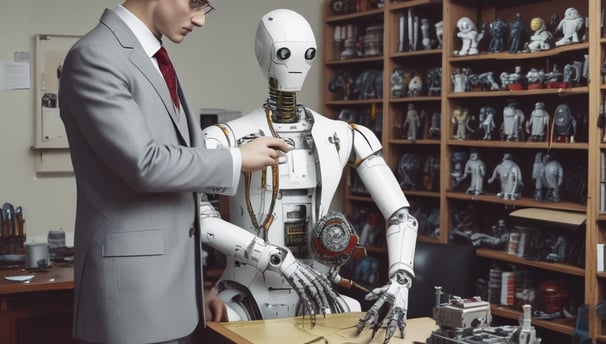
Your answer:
[452,70,468,93]
[509,13,526,53]
[526,17,552,52]
[526,102,550,142]
[488,18,508,53]
[478,106,496,140]
[426,67,441,96]
[554,7,585,47]
[455,17,484,56]
[200,9,418,343]
[403,103,422,141]
[525,68,545,89]
[532,151,564,202]
[472,219,509,250]
[457,149,485,195]
[553,103,577,142]
[452,107,473,140]
[501,101,525,141]
[391,67,405,98]
[488,153,523,200]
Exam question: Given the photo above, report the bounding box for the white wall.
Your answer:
[0,0,324,240]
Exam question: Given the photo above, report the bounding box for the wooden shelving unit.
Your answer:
[322,0,606,341]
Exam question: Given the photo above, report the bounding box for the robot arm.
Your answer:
[349,124,418,342]
[199,200,343,322]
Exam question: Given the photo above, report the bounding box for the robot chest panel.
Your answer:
[278,149,317,189]
[274,124,318,190]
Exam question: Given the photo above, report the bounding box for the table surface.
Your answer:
[207,313,436,344]
[0,263,73,295]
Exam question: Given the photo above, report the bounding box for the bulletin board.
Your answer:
[33,34,79,149]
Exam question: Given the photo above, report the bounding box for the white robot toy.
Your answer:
[554,7,585,47]
[455,17,484,56]
[200,9,418,343]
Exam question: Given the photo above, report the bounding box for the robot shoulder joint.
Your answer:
[351,123,382,160]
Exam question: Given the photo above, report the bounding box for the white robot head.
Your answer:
[255,9,317,92]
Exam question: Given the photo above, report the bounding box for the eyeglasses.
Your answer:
[190,0,214,15]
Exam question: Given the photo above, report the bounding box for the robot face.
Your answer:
[255,9,317,92]
[530,17,543,31]
[564,7,578,19]
[457,17,474,33]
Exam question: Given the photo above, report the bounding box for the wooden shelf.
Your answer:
[447,86,589,99]
[446,140,588,150]
[476,248,585,277]
[445,192,587,213]
[448,42,589,62]
[325,8,384,23]
[490,305,575,335]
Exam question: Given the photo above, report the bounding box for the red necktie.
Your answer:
[154,47,179,109]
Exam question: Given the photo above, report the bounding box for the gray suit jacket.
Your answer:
[59,9,235,343]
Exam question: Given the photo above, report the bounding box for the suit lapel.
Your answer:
[100,9,191,146]
[129,48,191,146]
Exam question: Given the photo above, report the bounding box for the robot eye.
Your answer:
[305,48,317,60]
[277,48,291,60]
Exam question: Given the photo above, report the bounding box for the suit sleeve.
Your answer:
[59,42,238,194]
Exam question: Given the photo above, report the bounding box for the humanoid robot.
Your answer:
[487,153,523,200]
[455,17,484,56]
[457,149,485,195]
[452,107,473,140]
[500,100,525,141]
[526,17,552,52]
[403,103,421,141]
[478,106,496,140]
[201,9,418,343]
[526,102,550,142]
[488,18,508,53]
[554,7,585,47]
[509,13,526,53]
[532,151,564,202]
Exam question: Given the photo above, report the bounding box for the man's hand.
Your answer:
[204,289,228,322]
[355,270,412,344]
[239,136,290,172]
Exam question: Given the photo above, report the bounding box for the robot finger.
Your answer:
[290,274,317,325]
[398,315,406,339]
[309,269,343,313]
[355,308,376,334]
[299,267,329,316]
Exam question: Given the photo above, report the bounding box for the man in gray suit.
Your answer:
[59,1,289,343]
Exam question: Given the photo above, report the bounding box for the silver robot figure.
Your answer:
[200,9,418,343]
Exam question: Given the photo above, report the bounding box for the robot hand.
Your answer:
[262,245,344,325]
[355,270,411,344]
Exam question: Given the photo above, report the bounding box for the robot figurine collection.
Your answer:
[450,55,588,93]
[453,7,586,56]
[201,9,418,344]
[448,146,583,204]
[446,99,584,146]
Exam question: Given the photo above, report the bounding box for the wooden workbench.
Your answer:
[205,313,436,344]
[0,264,75,344]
